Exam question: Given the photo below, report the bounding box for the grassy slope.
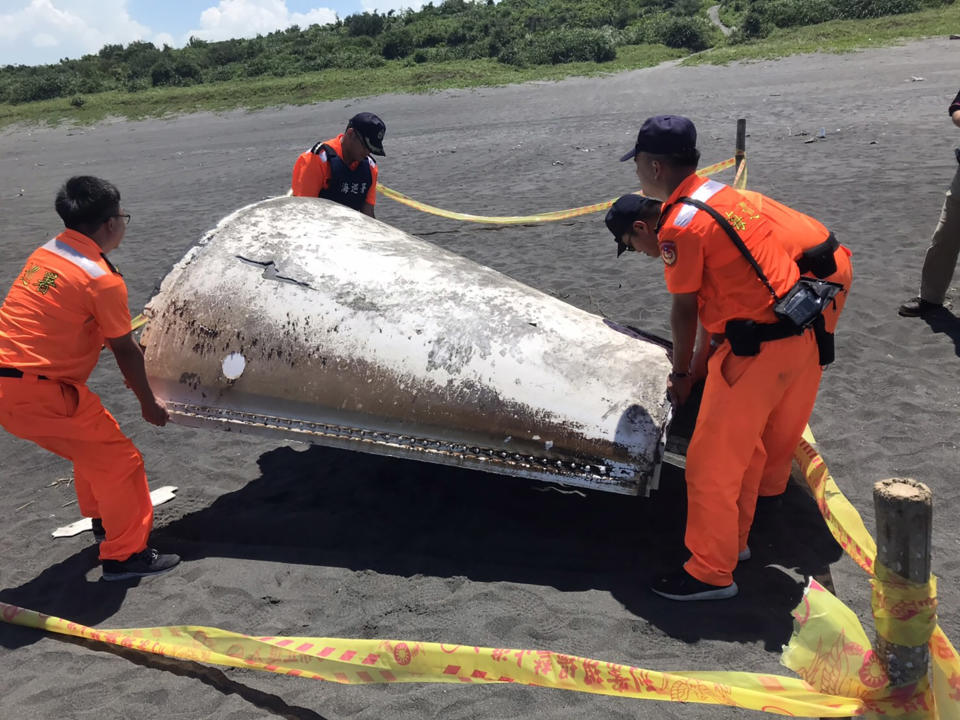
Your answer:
[0,46,682,129]
[0,3,957,129]
[685,1,960,64]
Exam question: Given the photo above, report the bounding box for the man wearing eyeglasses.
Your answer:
[291,111,386,218]
[0,175,180,581]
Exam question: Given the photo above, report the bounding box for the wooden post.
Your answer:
[873,478,932,687]
[735,118,746,172]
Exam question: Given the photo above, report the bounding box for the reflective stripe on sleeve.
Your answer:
[672,180,725,228]
[41,239,107,279]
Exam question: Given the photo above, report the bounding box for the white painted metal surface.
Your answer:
[141,197,673,495]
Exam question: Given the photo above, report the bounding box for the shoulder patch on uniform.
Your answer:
[660,241,677,266]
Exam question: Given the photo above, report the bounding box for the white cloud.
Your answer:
[154,32,175,50]
[0,0,163,66]
[186,0,338,42]
[32,32,58,47]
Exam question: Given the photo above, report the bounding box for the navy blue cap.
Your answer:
[604,193,662,257]
[347,112,386,156]
[620,115,697,161]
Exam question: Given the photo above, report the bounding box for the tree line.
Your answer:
[0,0,943,105]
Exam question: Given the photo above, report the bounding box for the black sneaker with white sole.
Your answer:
[91,517,106,543]
[651,569,738,601]
[102,548,181,581]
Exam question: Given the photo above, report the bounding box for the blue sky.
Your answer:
[0,0,430,67]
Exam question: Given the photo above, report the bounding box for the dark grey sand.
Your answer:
[1,39,958,719]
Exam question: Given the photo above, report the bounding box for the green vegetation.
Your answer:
[688,0,959,63]
[0,45,682,128]
[0,0,955,128]
[719,0,940,43]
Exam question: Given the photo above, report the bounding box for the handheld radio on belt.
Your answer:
[673,196,843,364]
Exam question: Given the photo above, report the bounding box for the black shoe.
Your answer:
[898,297,941,317]
[91,518,105,543]
[102,548,181,581]
[651,569,738,601]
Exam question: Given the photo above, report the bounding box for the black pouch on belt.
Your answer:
[774,277,843,328]
[796,233,839,279]
[813,315,835,365]
[725,319,762,356]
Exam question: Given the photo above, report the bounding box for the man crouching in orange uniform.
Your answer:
[0,176,180,581]
[610,116,851,601]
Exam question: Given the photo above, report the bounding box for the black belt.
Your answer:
[722,318,806,357]
[721,316,834,364]
[720,318,805,343]
[0,367,49,380]
[754,319,806,342]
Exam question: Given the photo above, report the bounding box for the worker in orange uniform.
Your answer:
[611,116,851,600]
[291,112,385,217]
[607,191,853,562]
[0,176,181,581]
[740,190,852,500]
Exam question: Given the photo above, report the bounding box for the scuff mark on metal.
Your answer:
[236,255,312,288]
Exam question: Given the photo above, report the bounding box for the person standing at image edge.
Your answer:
[0,176,180,581]
[898,89,960,316]
[291,111,386,218]
[617,115,847,601]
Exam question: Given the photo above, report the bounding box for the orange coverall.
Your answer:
[740,191,853,498]
[658,176,850,588]
[0,230,152,561]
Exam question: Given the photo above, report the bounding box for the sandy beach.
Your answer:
[1,39,958,719]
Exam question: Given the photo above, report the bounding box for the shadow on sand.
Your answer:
[2,443,842,651]
[922,305,960,357]
[4,441,839,647]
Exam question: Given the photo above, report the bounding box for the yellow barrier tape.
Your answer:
[871,563,938,648]
[733,157,748,190]
[0,600,865,716]
[783,579,932,716]
[0,423,955,716]
[795,429,960,718]
[377,157,739,224]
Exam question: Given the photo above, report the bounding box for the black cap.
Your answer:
[605,193,662,257]
[347,112,386,156]
[620,115,697,162]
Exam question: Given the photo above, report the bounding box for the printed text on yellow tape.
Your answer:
[796,429,960,719]
[0,600,866,717]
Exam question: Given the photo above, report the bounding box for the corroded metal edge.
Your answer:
[168,401,649,496]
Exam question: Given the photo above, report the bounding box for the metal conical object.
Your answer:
[141,197,673,495]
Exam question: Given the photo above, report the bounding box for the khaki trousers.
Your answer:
[920,164,960,304]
